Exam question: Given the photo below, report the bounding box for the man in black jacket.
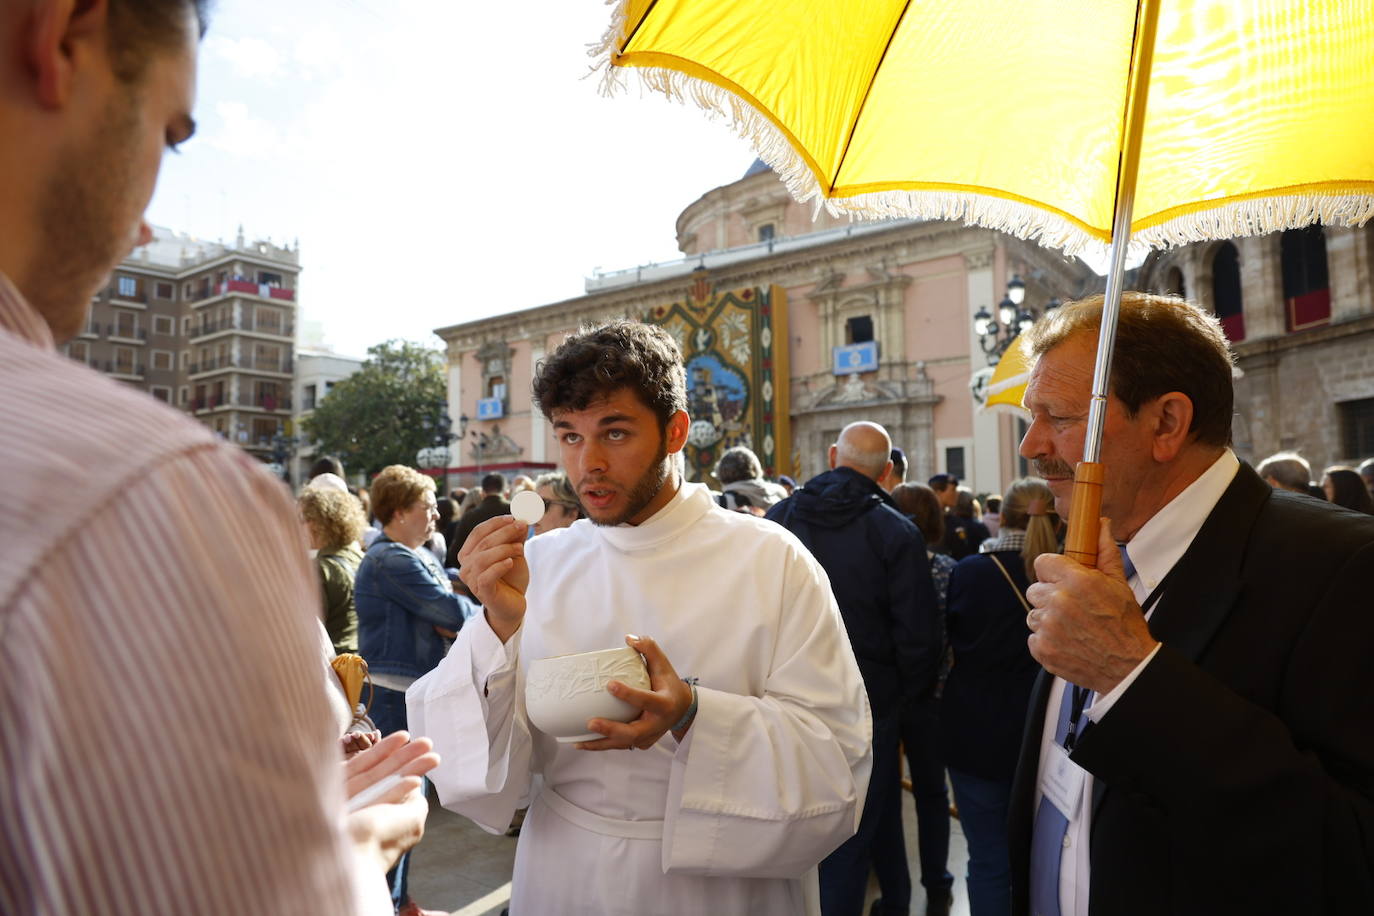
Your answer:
[767,421,941,916]
[447,472,510,567]
[1012,292,1374,915]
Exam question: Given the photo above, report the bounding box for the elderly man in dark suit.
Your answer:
[1010,292,1374,916]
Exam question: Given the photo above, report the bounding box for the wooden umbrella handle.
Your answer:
[1064,462,1105,566]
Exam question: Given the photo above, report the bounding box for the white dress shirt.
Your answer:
[1036,449,1240,916]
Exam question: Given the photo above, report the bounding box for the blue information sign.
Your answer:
[477,397,504,420]
[832,341,878,375]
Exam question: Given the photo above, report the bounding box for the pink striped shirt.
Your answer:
[0,273,384,913]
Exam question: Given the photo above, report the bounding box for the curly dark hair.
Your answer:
[532,320,688,429]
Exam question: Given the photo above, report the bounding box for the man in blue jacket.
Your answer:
[767,421,942,916]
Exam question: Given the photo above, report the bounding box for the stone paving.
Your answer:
[408,789,974,916]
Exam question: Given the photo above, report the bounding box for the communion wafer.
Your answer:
[511,489,545,525]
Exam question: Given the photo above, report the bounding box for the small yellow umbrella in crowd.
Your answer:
[981,337,1033,419]
[597,0,1374,562]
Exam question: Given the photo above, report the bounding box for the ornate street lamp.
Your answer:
[417,408,460,486]
[973,274,1060,365]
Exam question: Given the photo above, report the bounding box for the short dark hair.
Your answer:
[309,455,344,480]
[928,473,955,492]
[108,0,211,83]
[715,446,763,484]
[480,472,506,495]
[889,448,907,481]
[1024,292,1235,448]
[892,483,944,545]
[533,320,687,430]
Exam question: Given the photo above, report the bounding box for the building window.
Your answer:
[944,446,966,481]
[1212,242,1244,342]
[1281,226,1330,331]
[258,271,283,287]
[114,310,137,339]
[153,314,175,336]
[155,282,174,300]
[150,386,171,402]
[303,384,317,411]
[151,350,173,371]
[68,340,88,364]
[488,376,506,400]
[113,346,135,375]
[252,418,279,445]
[117,275,137,299]
[1341,398,1374,459]
[1164,266,1186,298]
[256,306,282,333]
[757,223,775,243]
[845,315,874,344]
[255,343,282,370]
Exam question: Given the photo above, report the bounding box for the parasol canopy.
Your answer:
[599,0,1374,562]
[981,337,1032,419]
[599,0,1374,263]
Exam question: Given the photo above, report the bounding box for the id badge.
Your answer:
[1038,743,1085,820]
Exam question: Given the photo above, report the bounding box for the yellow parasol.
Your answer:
[598,0,1374,563]
[981,336,1032,419]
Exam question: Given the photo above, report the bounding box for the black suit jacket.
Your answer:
[446,495,510,568]
[1009,462,1374,915]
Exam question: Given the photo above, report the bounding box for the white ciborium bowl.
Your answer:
[525,646,650,743]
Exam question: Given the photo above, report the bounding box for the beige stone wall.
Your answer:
[1140,225,1374,473]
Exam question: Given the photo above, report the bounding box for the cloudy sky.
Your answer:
[146,0,756,357]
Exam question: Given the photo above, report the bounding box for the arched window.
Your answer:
[1164,266,1186,298]
[1211,242,1244,341]
[1281,226,1330,331]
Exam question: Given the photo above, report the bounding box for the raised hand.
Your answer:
[1025,517,1159,694]
[343,730,438,801]
[457,516,530,642]
[576,635,695,752]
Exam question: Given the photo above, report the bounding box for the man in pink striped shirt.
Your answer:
[0,2,397,912]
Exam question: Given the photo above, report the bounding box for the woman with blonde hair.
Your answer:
[299,485,368,656]
[938,477,1059,916]
[532,470,583,536]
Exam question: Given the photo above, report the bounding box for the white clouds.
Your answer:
[147,0,753,357]
[202,100,291,160]
[205,35,284,80]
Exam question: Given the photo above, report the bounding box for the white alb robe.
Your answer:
[408,482,872,915]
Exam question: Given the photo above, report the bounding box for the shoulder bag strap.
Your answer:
[988,553,1033,613]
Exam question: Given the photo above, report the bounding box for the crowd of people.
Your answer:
[4,4,1374,915]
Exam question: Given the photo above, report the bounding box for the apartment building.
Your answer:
[63,225,301,465]
[292,348,366,483]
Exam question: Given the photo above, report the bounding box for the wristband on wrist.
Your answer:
[670,677,699,733]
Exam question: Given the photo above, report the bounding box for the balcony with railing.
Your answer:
[189,278,298,304]
[110,287,147,305]
[187,354,293,376]
[104,361,145,379]
[189,316,295,340]
[107,324,147,343]
[242,391,293,411]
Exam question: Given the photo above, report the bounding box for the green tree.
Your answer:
[302,340,448,477]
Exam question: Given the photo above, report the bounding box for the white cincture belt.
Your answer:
[538,780,665,840]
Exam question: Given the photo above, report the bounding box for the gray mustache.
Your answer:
[1033,459,1074,478]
